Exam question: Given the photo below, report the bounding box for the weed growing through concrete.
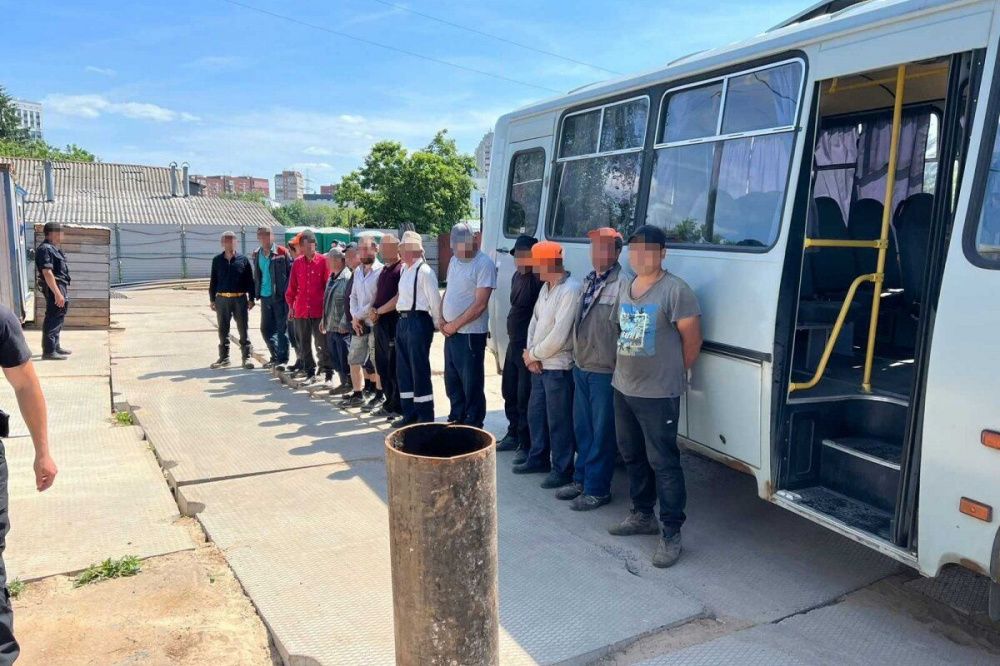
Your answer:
[8,578,24,599]
[74,556,141,588]
[113,411,135,426]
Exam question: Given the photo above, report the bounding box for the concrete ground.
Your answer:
[110,286,1000,665]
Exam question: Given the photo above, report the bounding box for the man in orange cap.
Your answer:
[513,240,581,491]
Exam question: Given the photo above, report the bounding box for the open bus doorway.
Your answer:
[775,52,982,555]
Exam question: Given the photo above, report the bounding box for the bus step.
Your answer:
[820,437,900,513]
[821,436,901,469]
[793,486,893,541]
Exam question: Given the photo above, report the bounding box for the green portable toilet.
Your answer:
[284,226,308,246]
[315,227,349,253]
[328,227,351,245]
[353,229,385,244]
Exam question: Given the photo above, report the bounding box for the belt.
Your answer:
[217,292,246,298]
[399,311,431,318]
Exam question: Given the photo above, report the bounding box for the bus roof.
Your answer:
[501,0,966,122]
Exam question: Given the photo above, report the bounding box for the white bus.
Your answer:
[483,0,1000,616]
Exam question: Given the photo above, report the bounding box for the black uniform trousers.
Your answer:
[0,441,18,664]
[215,295,251,361]
[501,337,532,449]
[374,312,400,414]
[395,312,435,422]
[41,283,69,356]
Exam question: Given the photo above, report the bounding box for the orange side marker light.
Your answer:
[981,430,1000,450]
[959,497,993,522]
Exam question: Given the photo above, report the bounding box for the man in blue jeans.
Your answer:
[608,225,702,569]
[513,241,581,490]
[251,227,291,369]
[557,227,628,511]
[440,223,496,428]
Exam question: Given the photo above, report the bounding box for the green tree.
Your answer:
[270,199,360,229]
[0,86,26,141]
[336,130,474,235]
[0,137,96,162]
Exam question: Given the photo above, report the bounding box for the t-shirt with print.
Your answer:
[442,251,497,334]
[611,271,700,399]
[0,305,31,369]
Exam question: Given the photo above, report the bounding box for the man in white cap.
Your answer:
[392,230,441,427]
[440,222,496,428]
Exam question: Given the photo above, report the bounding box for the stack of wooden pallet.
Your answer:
[33,223,111,329]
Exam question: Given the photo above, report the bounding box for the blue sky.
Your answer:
[2,0,811,189]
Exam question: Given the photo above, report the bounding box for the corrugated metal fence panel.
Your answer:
[422,234,440,279]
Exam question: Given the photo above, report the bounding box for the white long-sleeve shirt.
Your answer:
[397,259,442,324]
[349,259,383,325]
[526,273,582,370]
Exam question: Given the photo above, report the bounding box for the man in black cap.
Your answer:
[500,235,542,464]
[35,222,71,360]
[209,230,256,369]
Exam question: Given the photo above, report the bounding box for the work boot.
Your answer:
[555,482,583,500]
[391,415,417,429]
[608,511,660,537]
[570,494,611,512]
[41,352,68,361]
[511,460,550,475]
[511,447,528,466]
[210,357,230,369]
[56,347,72,355]
[652,533,682,568]
[541,471,572,489]
[496,433,519,451]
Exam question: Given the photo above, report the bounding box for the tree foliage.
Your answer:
[270,199,361,229]
[0,86,26,141]
[335,130,474,235]
[0,85,97,162]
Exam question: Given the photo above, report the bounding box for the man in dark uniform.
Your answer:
[35,222,71,361]
[209,230,256,369]
[0,303,58,662]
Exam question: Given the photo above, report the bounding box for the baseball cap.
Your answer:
[510,234,538,256]
[530,240,563,263]
[299,230,317,244]
[288,233,302,247]
[626,224,668,249]
[587,227,622,241]
[221,230,237,240]
[327,246,345,259]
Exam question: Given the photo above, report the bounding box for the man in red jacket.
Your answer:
[285,230,331,381]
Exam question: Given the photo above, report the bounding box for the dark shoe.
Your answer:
[210,357,230,369]
[42,352,69,361]
[242,358,254,370]
[608,511,660,537]
[263,361,276,369]
[555,482,584,500]
[343,393,366,408]
[330,383,352,396]
[383,411,399,422]
[496,433,519,451]
[652,533,682,568]
[571,494,611,512]
[56,347,72,355]
[540,472,572,489]
[511,448,528,466]
[370,406,393,419]
[391,416,417,429]
[512,461,550,475]
[362,395,385,413]
[288,361,302,372]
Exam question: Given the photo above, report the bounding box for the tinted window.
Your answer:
[600,98,649,152]
[662,82,723,143]
[722,61,803,134]
[550,153,643,239]
[559,109,601,157]
[504,149,545,237]
[972,114,1000,264]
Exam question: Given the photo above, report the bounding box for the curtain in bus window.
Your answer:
[600,99,649,152]
[505,151,545,236]
[646,143,715,242]
[551,153,642,238]
[560,109,601,157]
[855,112,930,214]
[714,134,794,246]
[662,82,723,143]
[721,61,802,134]
[813,124,860,222]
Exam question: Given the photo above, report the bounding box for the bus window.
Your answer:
[503,149,545,237]
[550,96,649,239]
[969,115,1000,265]
[648,60,803,248]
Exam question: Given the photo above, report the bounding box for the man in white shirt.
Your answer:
[392,230,442,427]
[342,236,383,408]
[513,241,582,492]
[440,223,496,428]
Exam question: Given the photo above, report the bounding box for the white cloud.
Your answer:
[42,94,200,123]
[292,162,333,170]
[84,65,117,77]
[303,146,333,156]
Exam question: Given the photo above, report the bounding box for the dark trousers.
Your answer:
[41,283,68,355]
[215,295,250,360]
[374,313,400,413]
[0,442,19,664]
[259,295,289,364]
[326,330,350,382]
[396,313,435,422]
[443,333,487,428]
[295,317,330,376]
[501,339,532,449]
[526,369,575,477]
[573,368,617,497]
[614,390,685,536]
[287,316,299,362]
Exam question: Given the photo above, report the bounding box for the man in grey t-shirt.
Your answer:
[440,223,497,428]
[607,225,702,570]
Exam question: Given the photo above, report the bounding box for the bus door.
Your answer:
[487,139,549,363]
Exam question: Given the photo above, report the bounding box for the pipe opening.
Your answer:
[390,424,492,459]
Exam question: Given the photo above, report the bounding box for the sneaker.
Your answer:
[343,393,366,408]
[511,461,550,475]
[370,406,394,419]
[56,347,72,355]
[511,448,528,466]
[570,494,611,512]
[652,533,682,568]
[608,511,660,537]
[496,433,519,451]
[242,358,254,370]
[540,472,572,489]
[555,482,584,500]
[362,395,385,413]
[210,357,230,369]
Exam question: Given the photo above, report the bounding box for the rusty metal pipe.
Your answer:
[385,423,499,666]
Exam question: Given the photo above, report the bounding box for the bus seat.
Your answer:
[894,193,934,312]
[812,196,857,296]
[848,198,901,289]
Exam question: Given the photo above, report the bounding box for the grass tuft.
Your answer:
[8,578,24,599]
[113,411,135,426]
[74,556,141,588]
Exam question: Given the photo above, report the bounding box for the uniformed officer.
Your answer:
[0,303,58,662]
[393,231,441,427]
[208,230,256,369]
[35,222,71,360]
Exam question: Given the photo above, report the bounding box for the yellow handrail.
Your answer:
[790,64,907,395]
